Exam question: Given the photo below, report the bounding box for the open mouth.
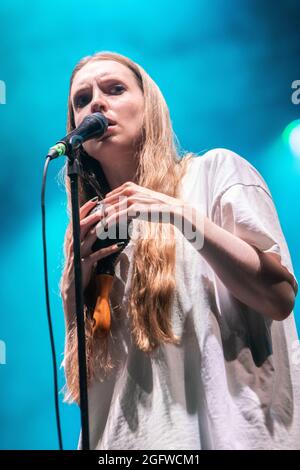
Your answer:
[96,124,116,141]
[105,119,116,133]
[106,118,116,127]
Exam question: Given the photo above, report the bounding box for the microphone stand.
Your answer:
[67,144,90,450]
[45,114,108,450]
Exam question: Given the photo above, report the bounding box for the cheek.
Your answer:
[73,110,84,128]
[119,92,143,119]
[122,100,144,131]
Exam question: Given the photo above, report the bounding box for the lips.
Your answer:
[104,117,116,127]
[96,119,116,141]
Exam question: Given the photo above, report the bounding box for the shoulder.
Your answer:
[184,147,256,173]
[200,147,257,173]
[194,147,271,196]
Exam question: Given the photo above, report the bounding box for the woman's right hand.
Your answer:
[60,197,123,310]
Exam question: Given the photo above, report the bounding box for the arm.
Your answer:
[97,180,296,321]
[180,205,297,321]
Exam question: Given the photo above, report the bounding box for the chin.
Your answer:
[82,138,110,157]
[83,139,128,164]
[85,136,133,155]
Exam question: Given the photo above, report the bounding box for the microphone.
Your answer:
[47,112,108,159]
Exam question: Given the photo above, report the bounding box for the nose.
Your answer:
[90,89,108,114]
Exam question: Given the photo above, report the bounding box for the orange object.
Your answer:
[92,273,114,334]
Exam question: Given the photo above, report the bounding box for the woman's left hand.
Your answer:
[96,181,185,233]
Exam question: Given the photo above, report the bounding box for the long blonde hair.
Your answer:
[60,52,195,403]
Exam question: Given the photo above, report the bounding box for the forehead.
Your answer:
[71,60,136,92]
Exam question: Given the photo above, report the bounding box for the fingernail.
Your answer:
[116,241,125,247]
[91,196,99,202]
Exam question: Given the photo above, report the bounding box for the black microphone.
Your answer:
[47,112,108,159]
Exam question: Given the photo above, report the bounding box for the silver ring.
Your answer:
[96,202,107,217]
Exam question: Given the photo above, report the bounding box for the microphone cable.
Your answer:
[41,155,63,450]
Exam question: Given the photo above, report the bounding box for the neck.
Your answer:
[100,155,138,191]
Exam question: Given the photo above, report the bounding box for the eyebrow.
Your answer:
[73,73,126,91]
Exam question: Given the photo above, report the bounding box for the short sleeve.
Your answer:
[209,149,298,295]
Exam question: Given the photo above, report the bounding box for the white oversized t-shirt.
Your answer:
[77,148,300,450]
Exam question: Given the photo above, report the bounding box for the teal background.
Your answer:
[0,0,299,450]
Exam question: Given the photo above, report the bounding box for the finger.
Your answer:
[102,191,138,205]
[104,183,129,198]
[89,243,124,264]
[80,211,106,241]
[66,197,99,239]
[96,205,141,235]
[80,227,98,258]
[79,197,100,219]
[102,183,138,203]
[102,196,156,220]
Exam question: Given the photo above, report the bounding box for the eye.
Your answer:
[74,93,90,108]
[109,84,125,94]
